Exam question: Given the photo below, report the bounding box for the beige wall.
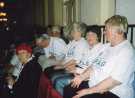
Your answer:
[80,0,101,25]
[80,0,115,25]
[43,0,80,26]
[116,0,135,47]
[43,0,115,26]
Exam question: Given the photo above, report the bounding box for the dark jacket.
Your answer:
[13,57,42,98]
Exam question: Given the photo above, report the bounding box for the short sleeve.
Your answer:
[110,52,135,83]
[73,43,89,64]
[53,38,67,60]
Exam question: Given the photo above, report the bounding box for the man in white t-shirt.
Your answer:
[64,15,135,98]
[35,34,67,70]
[51,25,61,38]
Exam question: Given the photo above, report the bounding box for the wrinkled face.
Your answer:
[48,32,53,36]
[71,31,81,40]
[52,31,60,37]
[86,32,98,47]
[17,50,31,64]
[104,25,116,42]
[36,39,49,48]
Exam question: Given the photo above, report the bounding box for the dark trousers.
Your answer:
[64,81,89,98]
[81,92,119,98]
[44,66,65,79]
[64,81,119,98]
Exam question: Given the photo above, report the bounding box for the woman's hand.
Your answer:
[71,74,83,88]
[6,76,16,89]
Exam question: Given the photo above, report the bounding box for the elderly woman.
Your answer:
[49,22,89,95]
[7,43,42,98]
[52,25,105,96]
[63,22,89,66]
[64,15,135,98]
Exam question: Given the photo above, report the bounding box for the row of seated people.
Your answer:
[1,15,135,98]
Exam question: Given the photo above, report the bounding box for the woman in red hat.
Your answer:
[7,43,42,98]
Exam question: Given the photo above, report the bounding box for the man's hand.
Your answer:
[49,55,56,59]
[64,59,77,73]
[65,63,76,73]
[72,89,90,98]
[64,59,76,66]
[53,65,65,70]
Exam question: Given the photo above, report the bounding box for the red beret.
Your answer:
[16,43,32,54]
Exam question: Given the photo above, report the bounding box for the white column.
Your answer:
[100,0,115,25]
[75,0,81,22]
[44,0,49,26]
[53,0,63,26]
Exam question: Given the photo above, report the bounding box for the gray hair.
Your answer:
[52,25,61,32]
[35,34,50,41]
[105,15,128,34]
[70,22,87,36]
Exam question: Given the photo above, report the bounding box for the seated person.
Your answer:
[9,43,35,80]
[48,22,89,94]
[64,15,135,98]
[51,25,61,38]
[35,34,67,75]
[43,22,89,79]
[54,22,89,70]
[52,25,106,96]
[6,43,42,98]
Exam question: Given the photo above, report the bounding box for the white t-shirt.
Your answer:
[76,43,106,74]
[43,37,67,60]
[89,40,135,98]
[64,38,89,64]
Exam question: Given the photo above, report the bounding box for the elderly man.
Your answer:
[35,34,67,77]
[64,15,135,98]
[51,25,61,38]
[35,34,66,60]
